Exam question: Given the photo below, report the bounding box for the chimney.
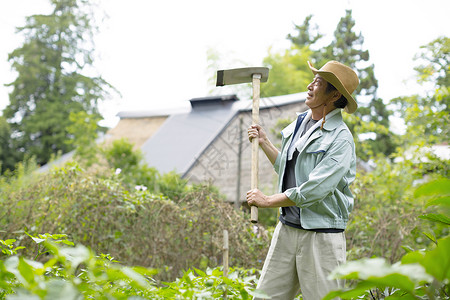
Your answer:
[189,94,239,109]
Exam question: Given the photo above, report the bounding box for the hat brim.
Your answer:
[308,61,358,114]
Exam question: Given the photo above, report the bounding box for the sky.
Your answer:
[0,0,449,128]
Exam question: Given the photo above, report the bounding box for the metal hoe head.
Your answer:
[216,67,269,86]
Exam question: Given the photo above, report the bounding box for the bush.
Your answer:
[346,154,446,263]
[0,162,269,282]
[325,178,450,299]
[102,139,190,200]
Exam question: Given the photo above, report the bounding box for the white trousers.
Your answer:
[256,222,346,300]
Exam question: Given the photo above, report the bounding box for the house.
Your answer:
[106,92,308,204]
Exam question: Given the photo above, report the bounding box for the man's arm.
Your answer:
[248,124,279,165]
[246,189,295,208]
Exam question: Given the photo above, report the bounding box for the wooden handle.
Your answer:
[250,74,261,223]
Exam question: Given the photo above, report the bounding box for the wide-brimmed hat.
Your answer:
[308,61,359,114]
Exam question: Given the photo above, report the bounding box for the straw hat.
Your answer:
[308,61,359,114]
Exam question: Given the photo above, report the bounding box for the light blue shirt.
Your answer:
[273,109,356,230]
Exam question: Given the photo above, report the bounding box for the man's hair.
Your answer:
[325,82,348,109]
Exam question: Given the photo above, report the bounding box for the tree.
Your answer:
[260,15,319,98]
[320,10,377,98]
[3,0,114,167]
[0,117,16,173]
[260,46,312,97]
[392,36,449,146]
[66,110,101,167]
[285,10,395,160]
[287,15,323,49]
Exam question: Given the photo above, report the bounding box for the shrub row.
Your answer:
[0,162,269,282]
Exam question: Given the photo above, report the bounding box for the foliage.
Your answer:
[102,138,188,199]
[287,15,323,50]
[0,240,25,257]
[159,267,267,299]
[0,117,16,174]
[346,158,422,263]
[0,234,267,300]
[414,36,449,89]
[321,10,377,98]
[206,47,252,99]
[66,110,102,166]
[103,138,142,171]
[3,0,115,168]
[266,10,396,160]
[347,146,449,264]
[260,45,312,97]
[0,161,269,282]
[323,10,394,160]
[325,178,450,299]
[391,36,449,146]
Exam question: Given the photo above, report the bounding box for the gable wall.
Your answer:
[105,116,168,148]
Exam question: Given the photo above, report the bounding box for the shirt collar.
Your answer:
[321,109,343,131]
[281,108,344,137]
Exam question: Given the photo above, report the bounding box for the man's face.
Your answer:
[305,75,334,109]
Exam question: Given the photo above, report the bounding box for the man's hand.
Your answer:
[246,188,270,208]
[247,124,279,165]
[247,124,268,144]
[247,189,296,208]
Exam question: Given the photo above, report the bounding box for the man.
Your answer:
[247,61,359,300]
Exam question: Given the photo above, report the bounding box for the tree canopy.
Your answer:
[2,0,114,169]
[262,10,396,161]
[392,36,449,146]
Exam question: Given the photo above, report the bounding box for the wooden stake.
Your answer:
[223,229,229,277]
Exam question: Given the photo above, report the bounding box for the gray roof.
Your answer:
[141,92,306,175]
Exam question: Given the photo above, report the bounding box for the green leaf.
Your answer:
[401,245,415,253]
[422,231,437,244]
[401,251,425,265]
[367,273,415,292]
[131,266,158,277]
[419,213,450,225]
[45,279,79,300]
[59,244,91,270]
[323,281,374,300]
[106,268,125,281]
[3,239,16,246]
[122,266,152,289]
[331,258,433,292]
[421,236,450,281]
[247,288,271,299]
[425,196,450,207]
[18,257,36,287]
[414,178,450,198]
[194,267,206,277]
[60,240,75,246]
